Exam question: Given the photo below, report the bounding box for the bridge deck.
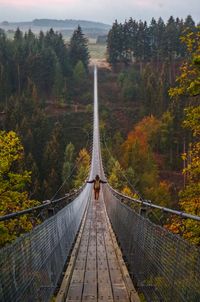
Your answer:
[56,192,139,302]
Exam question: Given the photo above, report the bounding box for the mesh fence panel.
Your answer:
[103,186,200,302]
[0,186,91,302]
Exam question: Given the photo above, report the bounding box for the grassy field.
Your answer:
[89,43,107,60]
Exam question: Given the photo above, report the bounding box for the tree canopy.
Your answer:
[0,131,39,246]
[69,25,90,71]
[107,16,197,66]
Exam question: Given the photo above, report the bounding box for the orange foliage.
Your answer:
[122,115,160,165]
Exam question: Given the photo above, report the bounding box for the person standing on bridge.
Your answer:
[87,174,107,200]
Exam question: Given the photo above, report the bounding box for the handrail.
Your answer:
[109,185,200,222]
[0,185,85,222]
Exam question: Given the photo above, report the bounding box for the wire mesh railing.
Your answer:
[103,185,200,302]
[0,186,91,302]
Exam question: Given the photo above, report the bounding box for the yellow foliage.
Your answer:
[167,29,200,245]
[74,148,90,188]
[169,28,200,98]
[0,131,39,247]
[121,186,135,198]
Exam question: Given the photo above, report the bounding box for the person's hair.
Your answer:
[95,174,100,180]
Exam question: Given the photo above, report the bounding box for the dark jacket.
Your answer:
[87,178,107,190]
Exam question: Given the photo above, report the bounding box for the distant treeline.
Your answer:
[32,19,111,29]
[0,19,110,30]
[107,15,198,65]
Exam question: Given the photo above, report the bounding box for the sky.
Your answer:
[0,0,199,25]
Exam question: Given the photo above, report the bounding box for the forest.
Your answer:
[0,15,199,246]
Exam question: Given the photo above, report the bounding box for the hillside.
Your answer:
[32,19,111,29]
[0,18,111,39]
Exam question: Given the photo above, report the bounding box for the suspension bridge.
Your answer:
[0,67,200,302]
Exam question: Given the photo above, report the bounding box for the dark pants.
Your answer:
[94,189,100,200]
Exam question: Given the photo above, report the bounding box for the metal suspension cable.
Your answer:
[0,194,71,222]
[110,182,200,222]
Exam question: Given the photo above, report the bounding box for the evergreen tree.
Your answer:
[184,15,195,31]
[127,18,138,59]
[69,25,90,71]
[107,16,196,66]
[157,17,166,59]
[27,47,56,96]
[165,16,178,60]
[107,20,123,66]
[149,18,158,60]
[73,60,87,84]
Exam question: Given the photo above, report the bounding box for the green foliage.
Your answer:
[73,60,87,85]
[43,123,63,198]
[118,68,141,102]
[145,181,172,206]
[74,148,90,188]
[0,131,39,247]
[62,142,75,192]
[69,26,90,71]
[107,20,124,65]
[107,16,197,66]
[169,29,200,97]
[183,106,200,136]
[0,27,90,104]
[108,160,126,191]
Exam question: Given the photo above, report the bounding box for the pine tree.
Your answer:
[69,25,90,71]
[127,18,138,59]
[73,60,86,84]
[107,20,123,66]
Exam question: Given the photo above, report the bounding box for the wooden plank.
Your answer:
[82,270,97,301]
[55,202,89,302]
[82,204,98,301]
[96,198,114,302]
[57,192,140,302]
[66,283,83,301]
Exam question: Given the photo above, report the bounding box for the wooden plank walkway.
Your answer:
[56,192,140,302]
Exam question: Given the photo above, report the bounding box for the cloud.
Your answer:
[0,0,199,24]
[0,0,74,7]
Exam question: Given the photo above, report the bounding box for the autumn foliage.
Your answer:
[0,131,39,247]
[167,28,200,245]
[109,116,172,206]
